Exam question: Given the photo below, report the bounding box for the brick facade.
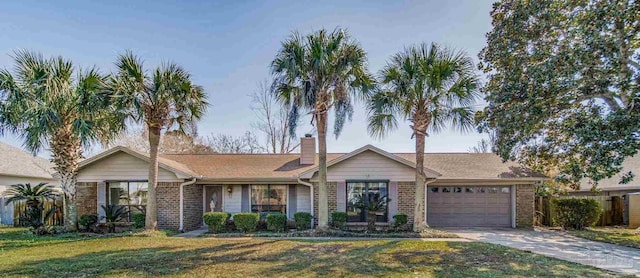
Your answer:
[182,183,203,231]
[397,182,416,224]
[157,182,180,231]
[312,182,337,225]
[516,184,535,228]
[76,182,98,217]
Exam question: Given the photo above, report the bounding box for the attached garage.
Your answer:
[427,186,513,227]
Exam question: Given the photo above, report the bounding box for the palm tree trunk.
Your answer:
[414,131,427,232]
[367,211,376,232]
[50,127,81,232]
[146,125,161,230]
[317,112,329,230]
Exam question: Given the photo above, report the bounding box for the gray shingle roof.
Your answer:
[0,141,55,179]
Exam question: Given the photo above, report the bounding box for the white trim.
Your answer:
[179,178,197,232]
[511,185,517,228]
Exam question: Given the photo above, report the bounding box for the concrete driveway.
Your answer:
[447,228,640,276]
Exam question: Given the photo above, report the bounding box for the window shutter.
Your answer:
[336,181,346,212]
[97,182,107,223]
[388,181,398,222]
[241,185,250,212]
[288,185,297,218]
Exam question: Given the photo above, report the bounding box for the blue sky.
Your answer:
[0,0,493,157]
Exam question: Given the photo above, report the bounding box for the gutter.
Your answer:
[179,178,198,232]
[297,178,314,229]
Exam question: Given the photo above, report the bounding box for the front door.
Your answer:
[205,186,223,212]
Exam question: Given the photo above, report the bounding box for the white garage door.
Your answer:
[427,186,512,227]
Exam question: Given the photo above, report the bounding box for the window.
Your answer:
[346,181,388,222]
[251,185,286,215]
[107,181,148,222]
[431,187,439,193]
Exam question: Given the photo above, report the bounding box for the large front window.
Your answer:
[251,185,286,215]
[108,181,148,221]
[346,181,388,222]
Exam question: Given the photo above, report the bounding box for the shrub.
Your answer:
[203,212,230,233]
[294,212,312,230]
[331,212,348,229]
[79,214,99,231]
[266,213,287,232]
[551,198,602,230]
[233,213,260,233]
[392,214,408,230]
[132,212,146,229]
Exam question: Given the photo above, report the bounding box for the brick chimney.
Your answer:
[299,134,316,165]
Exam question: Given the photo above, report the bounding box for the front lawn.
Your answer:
[0,228,622,277]
[568,227,640,249]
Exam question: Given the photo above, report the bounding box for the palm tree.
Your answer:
[367,43,479,231]
[271,28,374,229]
[108,52,208,230]
[0,51,123,231]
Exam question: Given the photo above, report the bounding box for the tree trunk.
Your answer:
[367,211,376,232]
[146,125,161,230]
[50,126,81,232]
[316,112,329,230]
[413,132,427,232]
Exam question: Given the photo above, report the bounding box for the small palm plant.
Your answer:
[352,195,389,232]
[101,204,128,233]
[3,183,57,234]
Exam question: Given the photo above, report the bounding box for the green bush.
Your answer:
[551,198,602,230]
[203,212,230,233]
[79,214,98,231]
[233,213,260,233]
[266,213,287,232]
[132,212,146,229]
[392,214,408,230]
[294,212,312,230]
[331,212,348,229]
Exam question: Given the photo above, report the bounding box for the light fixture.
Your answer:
[226,185,233,194]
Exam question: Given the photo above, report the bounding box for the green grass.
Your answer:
[0,227,623,277]
[568,227,640,249]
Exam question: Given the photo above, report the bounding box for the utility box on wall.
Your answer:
[629,193,640,229]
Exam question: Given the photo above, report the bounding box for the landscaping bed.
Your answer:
[0,227,620,277]
[567,227,640,249]
[202,228,458,239]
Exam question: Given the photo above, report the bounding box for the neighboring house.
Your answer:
[75,136,547,232]
[570,155,640,197]
[0,142,58,225]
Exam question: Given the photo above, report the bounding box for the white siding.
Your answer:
[312,150,415,182]
[223,185,242,214]
[296,184,311,213]
[0,176,58,187]
[77,152,180,182]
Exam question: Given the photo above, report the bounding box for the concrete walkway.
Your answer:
[447,228,640,276]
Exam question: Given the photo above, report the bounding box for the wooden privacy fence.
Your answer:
[12,198,64,227]
[535,195,625,227]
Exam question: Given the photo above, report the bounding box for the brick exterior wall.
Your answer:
[397,182,416,224]
[183,183,203,231]
[516,184,535,228]
[313,182,337,225]
[157,182,180,231]
[76,182,97,217]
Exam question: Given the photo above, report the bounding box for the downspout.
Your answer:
[179,178,197,233]
[297,178,314,229]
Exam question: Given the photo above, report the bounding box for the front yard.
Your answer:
[0,228,623,277]
[568,227,640,249]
